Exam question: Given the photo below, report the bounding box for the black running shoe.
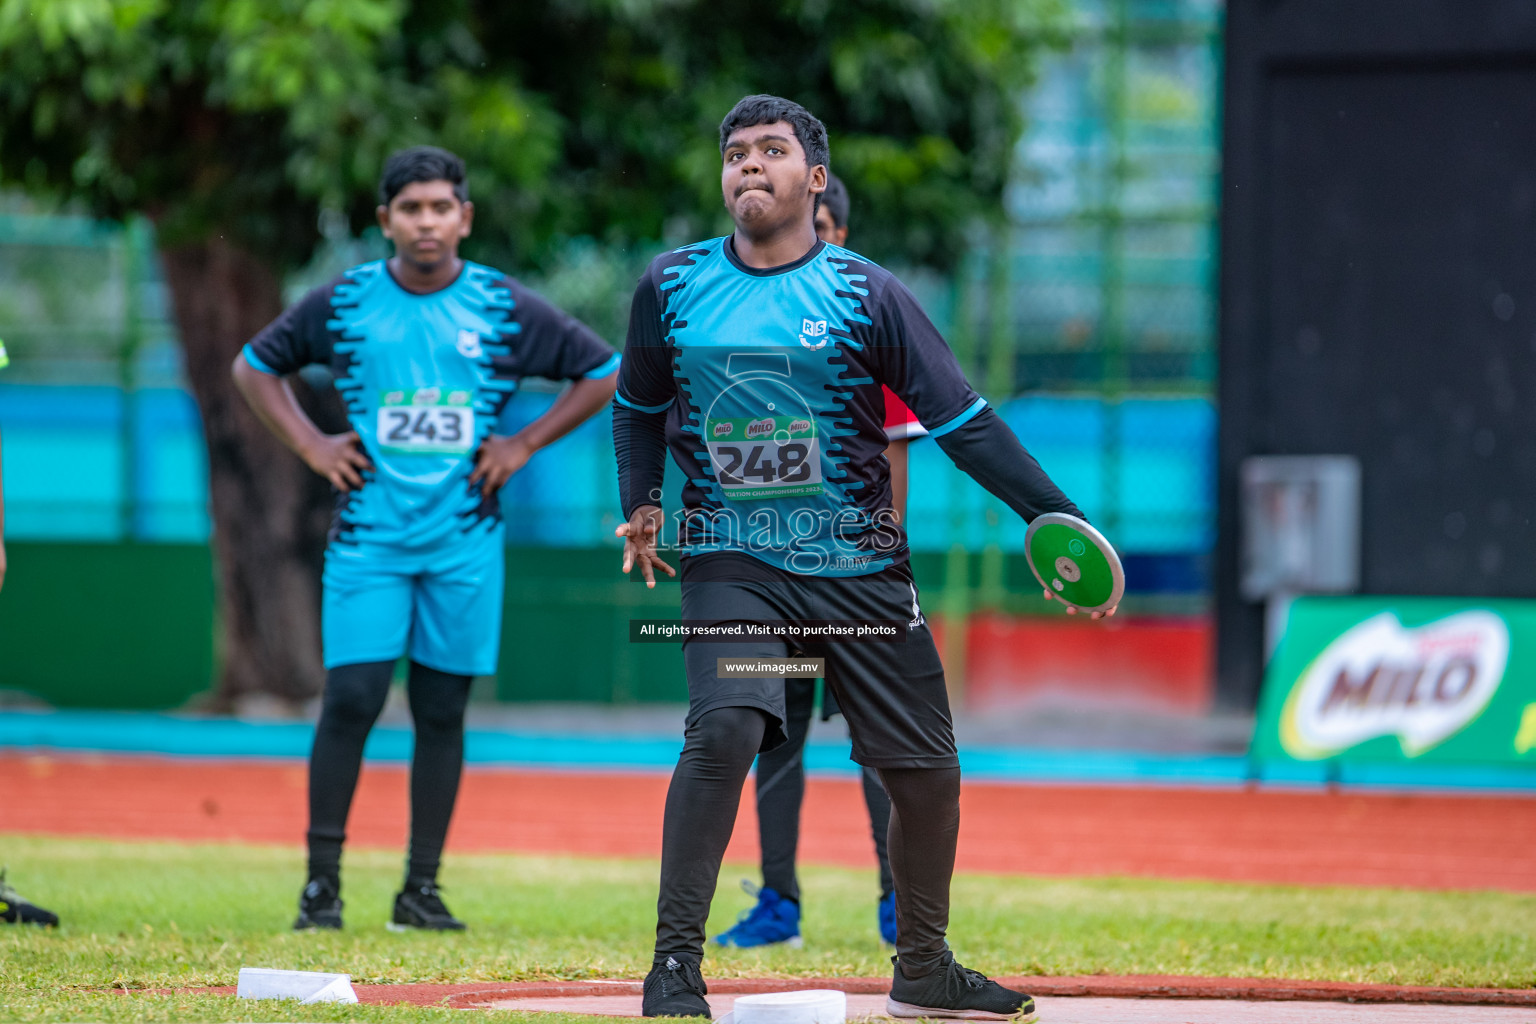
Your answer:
[293,876,343,931]
[641,955,711,1018]
[389,880,466,931]
[0,868,58,927]
[887,953,1038,1021]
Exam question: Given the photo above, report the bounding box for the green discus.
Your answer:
[1024,512,1124,614]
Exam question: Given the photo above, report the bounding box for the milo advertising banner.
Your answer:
[1252,596,1536,766]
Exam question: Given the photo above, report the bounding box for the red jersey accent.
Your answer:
[882,386,928,441]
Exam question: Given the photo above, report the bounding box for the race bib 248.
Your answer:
[704,413,823,500]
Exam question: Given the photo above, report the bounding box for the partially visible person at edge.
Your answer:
[233,146,618,933]
[0,337,7,595]
[815,174,927,519]
[711,173,920,951]
[613,94,1115,1022]
[0,340,62,926]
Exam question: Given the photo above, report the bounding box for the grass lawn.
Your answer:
[0,834,1531,1022]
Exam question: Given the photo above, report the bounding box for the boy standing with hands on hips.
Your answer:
[235,146,618,932]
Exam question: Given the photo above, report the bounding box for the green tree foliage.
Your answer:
[1,0,1066,274]
[0,0,1066,703]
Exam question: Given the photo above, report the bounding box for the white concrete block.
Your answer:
[236,967,358,1004]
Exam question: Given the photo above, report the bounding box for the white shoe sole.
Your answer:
[885,997,1039,1022]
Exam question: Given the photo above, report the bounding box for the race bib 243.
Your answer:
[376,388,476,455]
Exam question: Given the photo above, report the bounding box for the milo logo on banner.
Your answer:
[1279,610,1509,758]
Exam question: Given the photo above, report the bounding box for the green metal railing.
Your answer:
[930,0,1223,679]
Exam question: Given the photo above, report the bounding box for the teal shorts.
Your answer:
[321,525,504,676]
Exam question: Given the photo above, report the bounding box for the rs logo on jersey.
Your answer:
[799,318,828,350]
[456,329,484,358]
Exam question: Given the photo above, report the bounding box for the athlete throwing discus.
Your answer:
[235,146,618,932]
[614,95,1116,1021]
[712,173,923,952]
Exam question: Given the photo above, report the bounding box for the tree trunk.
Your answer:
[160,237,338,711]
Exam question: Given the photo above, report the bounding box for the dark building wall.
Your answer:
[1219,1,1536,706]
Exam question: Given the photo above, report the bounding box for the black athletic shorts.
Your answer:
[679,552,958,770]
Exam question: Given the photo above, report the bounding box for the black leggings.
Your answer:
[754,679,893,903]
[655,705,955,972]
[305,659,472,885]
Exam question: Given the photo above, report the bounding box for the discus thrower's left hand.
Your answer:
[1044,589,1117,620]
[617,504,675,588]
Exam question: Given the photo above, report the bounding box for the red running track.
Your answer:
[4,753,1534,890]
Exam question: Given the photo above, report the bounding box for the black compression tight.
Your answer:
[655,706,767,959]
[403,662,473,882]
[755,683,894,903]
[655,705,954,967]
[880,765,960,974]
[305,660,472,886]
[861,766,895,899]
[754,685,813,902]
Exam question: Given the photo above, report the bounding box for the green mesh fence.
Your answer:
[0,0,1224,571]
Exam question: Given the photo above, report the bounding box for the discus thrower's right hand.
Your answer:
[1044,588,1117,620]
[303,431,374,492]
[617,504,675,588]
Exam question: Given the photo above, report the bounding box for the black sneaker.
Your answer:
[389,880,466,931]
[641,955,711,1018]
[0,868,59,927]
[293,876,343,930]
[887,953,1038,1021]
